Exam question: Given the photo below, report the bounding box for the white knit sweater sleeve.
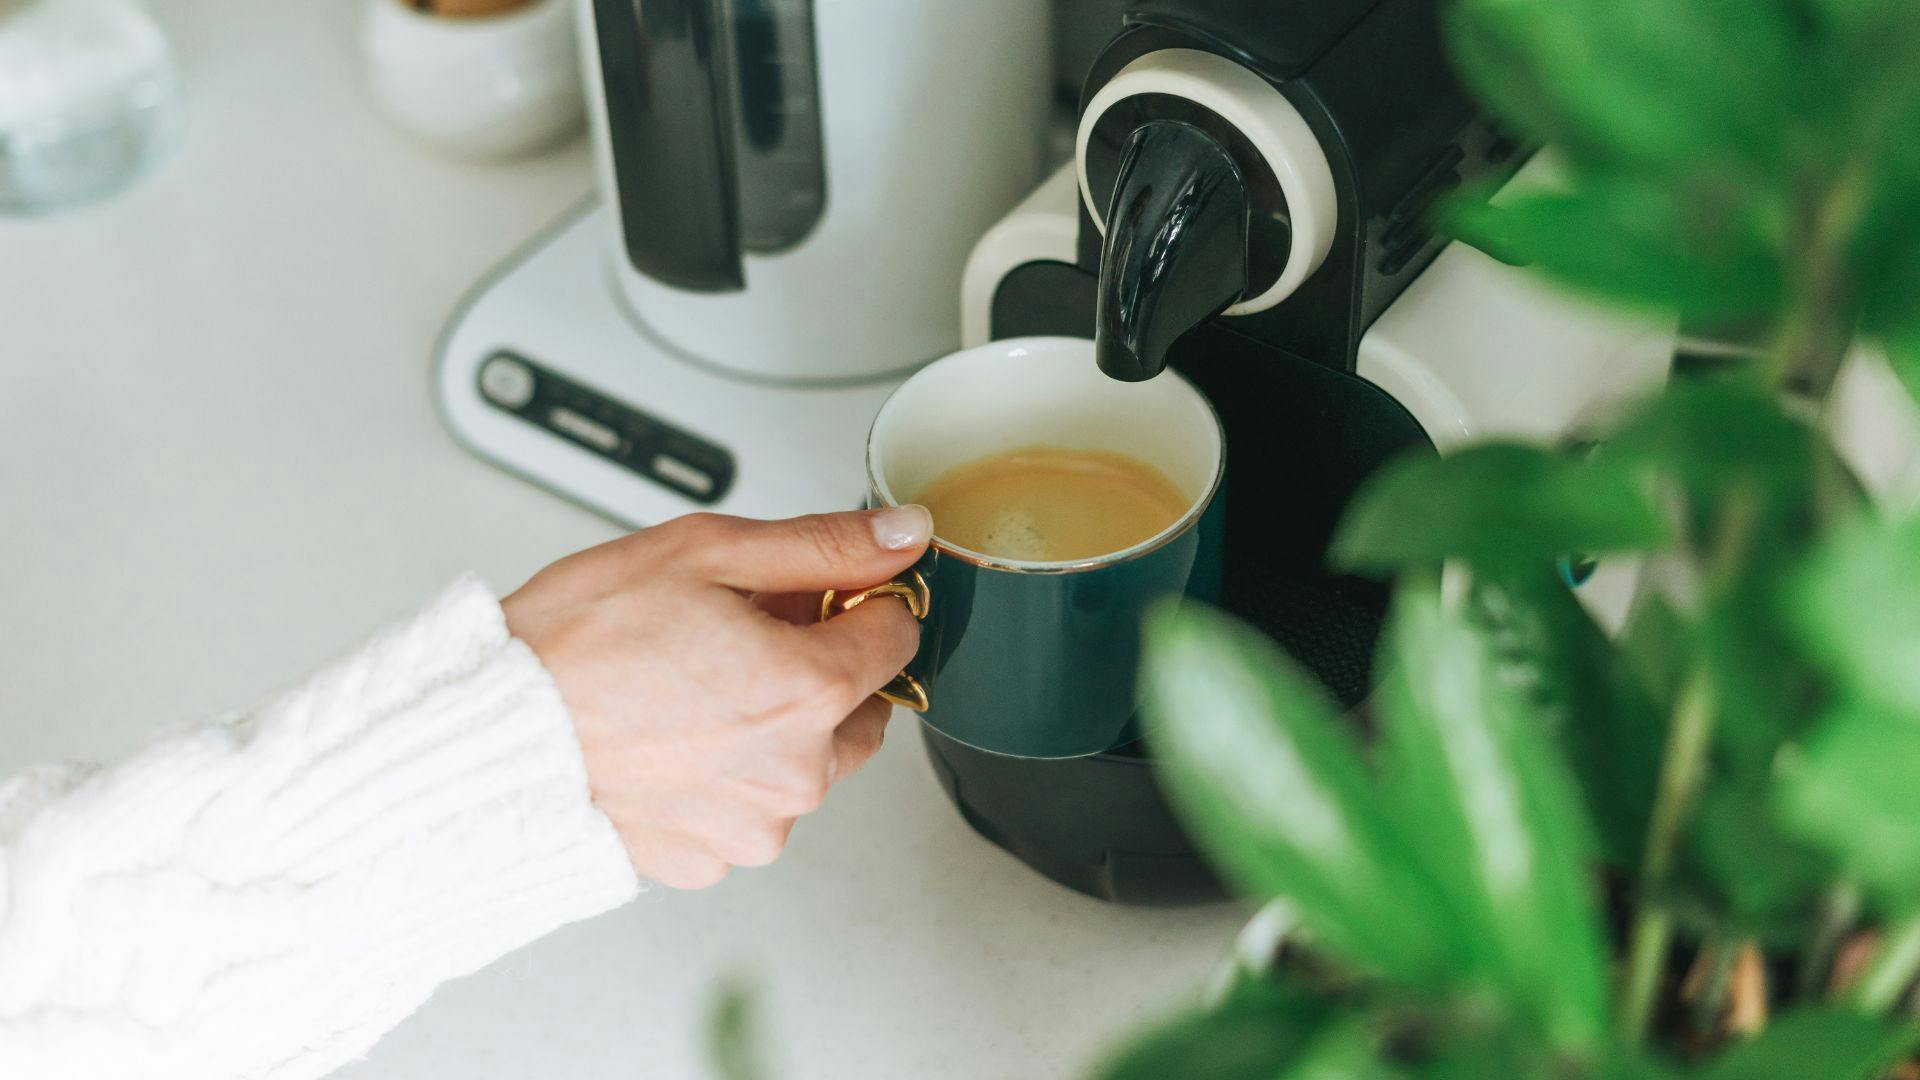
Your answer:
[0,576,641,1079]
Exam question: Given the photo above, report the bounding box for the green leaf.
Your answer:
[1698,557,1827,774]
[1856,185,1920,338]
[1090,976,1348,1080]
[1886,331,1920,409]
[1591,1047,1686,1080]
[1443,0,1920,366]
[1832,10,1920,335]
[1407,1025,1546,1080]
[1373,589,1610,1049]
[1793,510,1920,717]
[1411,1029,1680,1080]
[1332,443,1666,577]
[1602,377,1820,509]
[706,979,769,1080]
[1808,0,1920,36]
[1469,569,1663,871]
[1617,590,1691,709]
[1445,0,1798,177]
[1439,0,1840,339]
[1443,182,1782,319]
[1700,1007,1920,1080]
[1141,603,1456,986]
[1278,1016,1394,1080]
[1681,778,1838,944]
[1776,699,1920,904]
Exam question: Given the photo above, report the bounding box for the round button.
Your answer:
[479,354,536,410]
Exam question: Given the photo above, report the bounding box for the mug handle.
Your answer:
[818,570,932,711]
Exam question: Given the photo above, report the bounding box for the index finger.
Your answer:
[680,508,932,594]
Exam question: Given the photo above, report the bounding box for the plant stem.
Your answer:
[1768,165,1868,403]
[1640,677,1717,888]
[1798,884,1862,1002]
[1621,912,1676,1043]
[1855,914,1920,1013]
[1688,936,1741,1034]
[1619,671,1718,1042]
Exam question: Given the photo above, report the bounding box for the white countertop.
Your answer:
[0,2,1248,1077]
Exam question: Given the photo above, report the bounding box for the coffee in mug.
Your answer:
[915,446,1189,562]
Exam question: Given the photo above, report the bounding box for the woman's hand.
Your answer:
[501,506,933,889]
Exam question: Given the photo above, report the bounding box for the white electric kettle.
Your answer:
[578,0,1052,384]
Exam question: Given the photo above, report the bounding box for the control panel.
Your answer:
[476,350,735,504]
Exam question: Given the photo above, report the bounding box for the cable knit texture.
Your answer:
[0,576,640,1079]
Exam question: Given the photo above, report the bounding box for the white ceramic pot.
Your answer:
[362,0,582,160]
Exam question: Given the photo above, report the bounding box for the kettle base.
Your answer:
[434,199,902,529]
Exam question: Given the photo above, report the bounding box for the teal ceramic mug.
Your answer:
[824,336,1225,759]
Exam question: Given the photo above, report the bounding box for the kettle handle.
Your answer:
[590,0,745,292]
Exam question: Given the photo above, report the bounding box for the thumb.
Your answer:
[697,506,933,593]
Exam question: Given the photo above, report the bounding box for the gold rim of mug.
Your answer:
[865,356,1228,577]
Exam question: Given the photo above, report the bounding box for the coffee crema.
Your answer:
[914,446,1190,562]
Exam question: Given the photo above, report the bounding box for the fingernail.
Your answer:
[871,504,933,551]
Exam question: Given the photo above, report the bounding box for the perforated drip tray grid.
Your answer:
[1105,562,1387,760]
[1226,562,1389,710]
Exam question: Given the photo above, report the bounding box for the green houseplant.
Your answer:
[1095,0,1920,1076]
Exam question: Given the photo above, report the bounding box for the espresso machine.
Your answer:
[434,0,1674,906]
[924,0,1674,905]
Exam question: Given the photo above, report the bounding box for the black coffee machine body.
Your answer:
[922,0,1672,905]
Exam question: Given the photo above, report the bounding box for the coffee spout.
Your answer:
[1094,120,1250,382]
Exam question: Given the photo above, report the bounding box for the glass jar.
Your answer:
[0,0,183,216]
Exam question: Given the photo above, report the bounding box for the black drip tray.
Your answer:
[925,565,1387,904]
